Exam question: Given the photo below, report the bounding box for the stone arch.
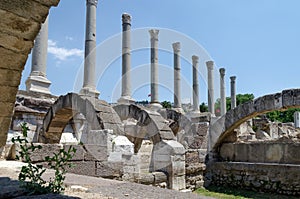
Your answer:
[113,104,175,152]
[39,93,123,143]
[210,89,300,152]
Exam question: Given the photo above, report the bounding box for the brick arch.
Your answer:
[113,104,175,152]
[39,93,123,143]
[210,89,300,152]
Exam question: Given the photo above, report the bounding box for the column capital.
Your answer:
[172,42,181,53]
[192,55,199,63]
[219,68,225,76]
[122,13,131,24]
[230,76,236,81]
[206,60,214,70]
[87,0,98,6]
[149,29,159,40]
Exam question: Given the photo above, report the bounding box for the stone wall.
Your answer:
[220,142,300,164]
[0,0,60,147]
[207,162,300,195]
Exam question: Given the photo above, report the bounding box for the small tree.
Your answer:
[161,101,172,109]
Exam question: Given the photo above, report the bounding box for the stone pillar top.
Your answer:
[122,13,131,24]
[219,68,225,75]
[192,55,199,62]
[230,76,237,81]
[149,29,159,40]
[172,42,181,53]
[206,60,214,70]
[87,0,98,6]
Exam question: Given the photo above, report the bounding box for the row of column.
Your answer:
[26,5,237,115]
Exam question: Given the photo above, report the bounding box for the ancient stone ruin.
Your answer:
[0,0,299,196]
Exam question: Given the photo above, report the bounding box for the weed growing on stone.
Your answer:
[12,123,76,195]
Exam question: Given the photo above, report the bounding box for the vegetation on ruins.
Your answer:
[161,100,172,108]
[266,108,300,123]
[11,123,76,195]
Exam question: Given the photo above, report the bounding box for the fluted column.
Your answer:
[173,42,182,109]
[206,61,215,115]
[118,13,135,104]
[219,68,226,115]
[230,76,237,109]
[149,29,162,109]
[192,55,200,112]
[26,16,51,94]
[80,0,100,98]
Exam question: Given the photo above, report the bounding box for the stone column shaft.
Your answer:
[192,55,200,111]
[173,42,181,108]
[26,16,51,94]
[206,61,215,114]
[80,0,99,98]
[230,76,237,109]
[118,13,134,103]
[149,29,161,108]
[219,68,226,115]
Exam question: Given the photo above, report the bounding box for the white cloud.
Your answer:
[65,36,74,41]
[48,39,83,61]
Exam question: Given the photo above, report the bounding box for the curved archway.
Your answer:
[39,93,123,143]
[113,104,175,152]
[210,89,300,152]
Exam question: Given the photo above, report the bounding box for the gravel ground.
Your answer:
[0,160,214,199]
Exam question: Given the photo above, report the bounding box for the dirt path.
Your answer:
[0,161,213,199]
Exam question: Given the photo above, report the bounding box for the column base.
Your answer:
[187,110,201,119]
[25,75,51,95]
[79,87,100,98]
[117,95,135,104]
[149,102,162,111]
[172,107,185,114]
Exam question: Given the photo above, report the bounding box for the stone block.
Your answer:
[96,161,123,178]
[0,0,49,23]
[284,143,300,164]
[84,145,108,161]
[108,152,122,162]
[248,143,265,163]
[37,0,60,7]
[0,144,15,160]
[85,130,111,145]
[0,69,22,87]
[63,145,85,161]
[220,143,234,161]
[29,143,62,162]
[66,161,96,176]
[112,135,134,155]
[171,160,185,176]
[122,154,140,166]
[265,144,284,163]
[152,172,167,184]
[234,143,248,162]
[185,150,200,164]
[139,173,154,185]
[0,102,15,117]
[170,175,186,190]
[0,86,18,103]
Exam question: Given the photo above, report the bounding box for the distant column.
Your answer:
[230,76,237,109]
[118,13,135,104]
[294,111,300,128]
[206,61,215,114]
[149,29,162,109]
[26,16,51,94]
[80,0,100,98]
[219,68,226,115]
[192,55,200,112]
[173,42,182,109]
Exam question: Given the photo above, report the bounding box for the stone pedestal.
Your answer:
[219,68,226,115]
[149,29,162,109]
[26,16,51,94]
[80,0,100,98]
[230,76,237,109]
[118,13,135,104]
[206,61,215,115]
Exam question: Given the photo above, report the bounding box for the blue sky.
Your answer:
[20,0,300,104]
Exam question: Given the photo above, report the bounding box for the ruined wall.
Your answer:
[207,162,300,195]
[0,0,60,147]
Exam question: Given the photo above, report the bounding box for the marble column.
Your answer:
[80,0,100,98]
[149,29,162,109]
[118,13,135,103]
[219,68,226,115]
[206,61,215,115]
[294,111,300,128]
[230,76,237,109]
[26,16,51,94]
[173,42,182,109]
[192,55,200,112]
